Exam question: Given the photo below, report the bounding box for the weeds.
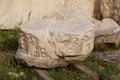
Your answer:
[83,55,120,80]
[49,67,77,80]
[28,11,31,21]
[93,13,103,20]
[0,30,120,80]
[0,29,18,51]
[48,54,120,80]
[0,54,37,80]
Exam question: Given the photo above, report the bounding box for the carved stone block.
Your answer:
[16,18,95,68]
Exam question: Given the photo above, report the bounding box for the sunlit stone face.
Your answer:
[0,0,94,29]
[16,18,95,69]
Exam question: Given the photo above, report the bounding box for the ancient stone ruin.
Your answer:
[0,0,119,68]
[101,0,120,24]
[94,18,120,47]
[16,18,95,68]
[0,0,94,29]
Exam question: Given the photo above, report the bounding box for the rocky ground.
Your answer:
[1,48,120,80]
[93,49,120,68]
[1,48,120,69]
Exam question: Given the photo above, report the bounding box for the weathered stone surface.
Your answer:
[16,18,95,68]
[94,18,120,47]
[94,18,120,36]
[101,0,120,24]
[53,8,93,20]
[0,0,94,29]
[93,49,120,68]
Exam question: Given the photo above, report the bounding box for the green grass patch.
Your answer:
[48,66,77,80]
[48,55,120,80]
[83,55,120,80]
[0,54,38,80]
[0,29,120,80]
[0,29,18,51]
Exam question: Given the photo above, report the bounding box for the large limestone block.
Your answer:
[94,18,120,47]
[101,0,120,23]
[16,18,95,68]
[0,0,94,29]
[94,18,120,36]
[53,8,93,20]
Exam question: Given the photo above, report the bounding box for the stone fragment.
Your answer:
[0,0,94,29]
[93,49,120,68]
[101,0,120,24]
[16,18,95,68]
[94,18,120,47]
[8,72,19,78]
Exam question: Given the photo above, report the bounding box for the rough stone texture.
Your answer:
[16,18,95,69]
[101,0,120,24]
[94,18,120,47]
[93,49,120,68]
[94,18,120,36]
[0,0,94,29]
[53,8,93,21]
